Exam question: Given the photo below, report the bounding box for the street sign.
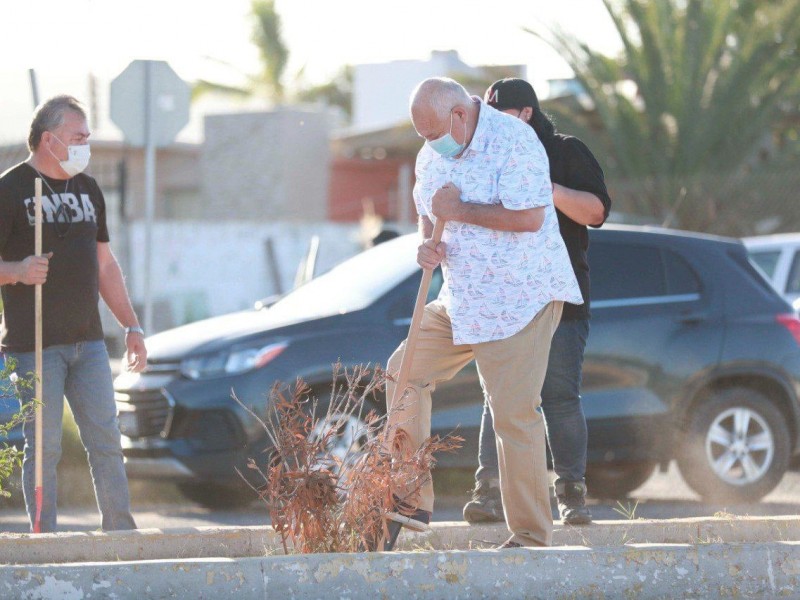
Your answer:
[110,60,190,147]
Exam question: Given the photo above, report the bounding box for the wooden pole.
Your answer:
[388,218,446,414]
[33,177,43,534]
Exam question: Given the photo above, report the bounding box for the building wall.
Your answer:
[352,51,483,130]
[126,220,364,333]
[200,110,330,222]
[328,157,415,223]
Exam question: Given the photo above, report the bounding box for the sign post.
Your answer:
[110,60,190,334]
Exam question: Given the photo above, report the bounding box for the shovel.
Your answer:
[33,178,43,533]
[388,217,445,422]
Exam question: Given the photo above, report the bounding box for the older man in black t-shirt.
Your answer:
[464,78,612,527]
[0,95,145,532]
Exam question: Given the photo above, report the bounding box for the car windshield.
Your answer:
[266,234,419,321]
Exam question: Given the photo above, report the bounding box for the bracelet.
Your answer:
[125,326,145,336]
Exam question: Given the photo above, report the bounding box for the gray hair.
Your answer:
[410,77,471,121]
[28,95,87,152]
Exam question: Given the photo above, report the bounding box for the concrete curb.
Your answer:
[4,542,800,599]
[2,516,800,565]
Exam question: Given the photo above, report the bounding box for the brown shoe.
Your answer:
[363,495,431,552]
[498,537,522,549]
[383,508,431,551]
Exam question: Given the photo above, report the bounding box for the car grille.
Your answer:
[116,389,174,439]
[170,409,245,451]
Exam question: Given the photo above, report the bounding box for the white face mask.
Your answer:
[50,134,91,177]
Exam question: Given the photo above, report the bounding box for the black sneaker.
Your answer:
[554,479,592,525]
[462,478,504,524]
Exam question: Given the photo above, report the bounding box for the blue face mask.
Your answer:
[427,110,466,158]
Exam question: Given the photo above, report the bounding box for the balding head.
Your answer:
[408,77,479,157]
[410,77,472,122]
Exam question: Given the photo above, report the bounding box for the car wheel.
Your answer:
[307,392,378,473]
[177,482,256,509]
[585,461,656,499]
[676,387,791,503]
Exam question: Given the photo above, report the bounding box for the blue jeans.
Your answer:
[476,318,589,484]
[9,341,136,532]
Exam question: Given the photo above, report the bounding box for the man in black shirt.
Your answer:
[0,95,145,532]
[463,78,612,526]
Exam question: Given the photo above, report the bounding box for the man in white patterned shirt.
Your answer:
[381,77,582,550]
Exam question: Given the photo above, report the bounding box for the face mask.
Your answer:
[50,134,91,177]
[427,110,467,158]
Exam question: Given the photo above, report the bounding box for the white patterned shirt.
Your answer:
[413,99,583,345]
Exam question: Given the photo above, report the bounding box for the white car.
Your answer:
[743,233,800,310]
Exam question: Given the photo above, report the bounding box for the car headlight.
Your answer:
[180,341,288,380]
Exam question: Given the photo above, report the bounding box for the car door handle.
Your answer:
[678,310,708,324]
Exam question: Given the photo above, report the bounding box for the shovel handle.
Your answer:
[33,178,43,534]
[389,218,446,411]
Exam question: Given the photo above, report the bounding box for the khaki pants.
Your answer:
[386,300,563,546]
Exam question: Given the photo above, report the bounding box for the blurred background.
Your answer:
[1,0,800,523]
[3,0,798,347]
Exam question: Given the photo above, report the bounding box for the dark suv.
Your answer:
[114,226,800,507]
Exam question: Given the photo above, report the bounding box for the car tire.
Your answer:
[676,387,791,503]
[177,482,257,509]
[307,390,379,472]
[585,461,656,499]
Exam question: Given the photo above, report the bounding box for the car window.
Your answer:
[590,243,665,300]
[748,250,782,279]
[589,243,700,301]
[729,249,779,296]
[786,251,800,294]
[664,252,701,295]
[268,235,419,320]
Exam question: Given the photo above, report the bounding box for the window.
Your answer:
[590,244,664,301]
[664,251,701,295]
[589,242,700,302]
[786,251,800,295]
[748,250,781,280]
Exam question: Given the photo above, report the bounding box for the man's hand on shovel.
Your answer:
[417,237,445,270]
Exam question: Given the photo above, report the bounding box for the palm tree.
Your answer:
[251,0,289,103]
[529,0,800,231]
[194,0,354,118]
[192,0,289,104]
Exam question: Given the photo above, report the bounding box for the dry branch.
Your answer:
[238,363,462,554]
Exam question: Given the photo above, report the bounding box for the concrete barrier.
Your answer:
[3,519,800,598]
[2,517,800,565]
[4,542,800,598]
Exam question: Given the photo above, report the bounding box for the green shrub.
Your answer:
[0,357,33,499]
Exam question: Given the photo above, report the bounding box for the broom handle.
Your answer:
[389,218,446,411]
[34,178,43,533]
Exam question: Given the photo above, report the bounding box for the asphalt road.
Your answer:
[1,463,799,534]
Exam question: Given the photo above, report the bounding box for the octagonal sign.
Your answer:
[110,60,190,148]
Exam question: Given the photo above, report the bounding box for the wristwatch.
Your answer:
[125,326,145,336]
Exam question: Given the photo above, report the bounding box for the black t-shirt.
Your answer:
[0,162,109,352]
[543,134,612,320]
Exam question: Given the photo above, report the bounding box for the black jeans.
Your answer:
[475,318,590,484]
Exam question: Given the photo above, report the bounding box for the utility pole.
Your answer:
[28,69,40,108]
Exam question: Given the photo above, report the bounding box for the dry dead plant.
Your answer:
[236,363,462,554]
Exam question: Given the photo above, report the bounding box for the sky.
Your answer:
[0,0,619,143]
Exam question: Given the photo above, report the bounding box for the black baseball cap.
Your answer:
[484,78,540,111]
